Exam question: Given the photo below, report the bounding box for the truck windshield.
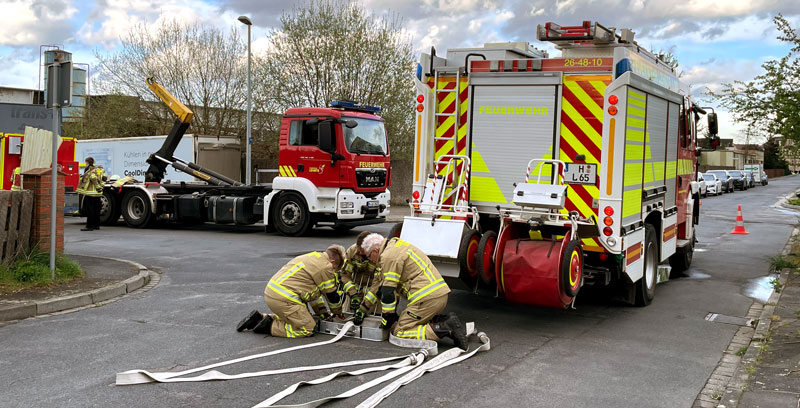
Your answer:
[343,117,388,155]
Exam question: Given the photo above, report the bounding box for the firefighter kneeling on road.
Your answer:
[354,233,468,350]
[341,231,381,314]
[237,245,346,338]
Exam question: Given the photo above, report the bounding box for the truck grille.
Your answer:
[355,169,386,188]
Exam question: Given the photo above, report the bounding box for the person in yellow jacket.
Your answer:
[237,244,346,338]
[77,157,106,231]
[340,230,381,313]
[10,167,22,191]
[355,233,468,350]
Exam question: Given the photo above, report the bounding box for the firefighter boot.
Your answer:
[237,310,264,332]
[252,315,274,335]
[430,312,468,350]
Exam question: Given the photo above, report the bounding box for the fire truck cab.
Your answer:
[399,21,718,307]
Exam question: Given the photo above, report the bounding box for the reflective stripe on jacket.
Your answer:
[376,238,450,309]
[265,251,338,306]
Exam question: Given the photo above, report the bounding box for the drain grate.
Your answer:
[705,313,754,327]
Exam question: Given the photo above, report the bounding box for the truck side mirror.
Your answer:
[318,121,335,153]
[707,112,718,135]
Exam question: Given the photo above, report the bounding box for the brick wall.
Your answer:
[22,168,65,253]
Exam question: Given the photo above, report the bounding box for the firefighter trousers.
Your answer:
[392,294,447,341]
[82,195,101,229]
[264,292,316,338]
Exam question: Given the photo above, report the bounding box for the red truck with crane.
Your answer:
[97,77,391,236]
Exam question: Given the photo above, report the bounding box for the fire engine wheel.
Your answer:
[121,190,154,228]
[477,230,497,285]
[99,190,120,226]
[560,240,583,298]
[458,229,481,283]
[273,193,311,237]
[388,222,402,238]
[635,224,658,306]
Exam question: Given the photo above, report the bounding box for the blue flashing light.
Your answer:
[416,63,422,81]
[329,100,381,114]
[615,58,632,79]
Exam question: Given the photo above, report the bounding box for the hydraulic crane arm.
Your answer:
[144,76,194,182]
[146,76,193,123]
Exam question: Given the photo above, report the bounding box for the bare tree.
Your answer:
[255,0,416,159]
[93,19,249,138]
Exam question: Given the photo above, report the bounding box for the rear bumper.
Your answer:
[333,217,387,228]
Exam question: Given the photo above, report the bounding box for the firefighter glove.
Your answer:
[353,307,366,326]
[349,294,362,311]
[380,312,398,329]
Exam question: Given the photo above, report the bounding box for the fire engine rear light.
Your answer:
[603,206,614,216]
[608,106,618,115]
[416,104,424,112]
[603,216,613,226]
[603,226,613,236]
[416,95,424,103]
[608,95,618,105]
[607,237,617,246]
[412,191,420,199]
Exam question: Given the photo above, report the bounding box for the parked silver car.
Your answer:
[707,170,735,193]
[701,173,723,196]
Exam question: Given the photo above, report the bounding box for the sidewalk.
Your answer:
[696,191,800,408]
[0,255,153,324]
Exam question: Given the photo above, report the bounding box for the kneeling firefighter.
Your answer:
[341,230,381,314]
[353,233,468,350]
[237,245,345,338]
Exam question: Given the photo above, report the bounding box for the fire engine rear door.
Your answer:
[469,82,559,211]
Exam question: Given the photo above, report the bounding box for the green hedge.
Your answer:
[0,249,83,292]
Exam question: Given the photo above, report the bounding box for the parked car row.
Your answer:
[699,169,768,197]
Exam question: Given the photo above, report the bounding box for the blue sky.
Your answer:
[1,0,799,142]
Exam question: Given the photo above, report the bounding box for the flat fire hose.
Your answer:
[356,332,491,408]
[116,321,359,385]
[256,330,491,408]
[254,351,429,408]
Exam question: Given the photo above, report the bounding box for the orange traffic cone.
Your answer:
[730,205,749,235]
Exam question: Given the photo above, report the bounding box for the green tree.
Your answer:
[709,15,800,143]
[93,19,250,138]
[763,137,789,172]
[255,0,415,159]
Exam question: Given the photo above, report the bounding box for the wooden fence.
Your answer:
[0,190,33,265]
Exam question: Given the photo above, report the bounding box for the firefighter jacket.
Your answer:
[10,167,21,191]
[368,238,450,314]
[77,166,105,197]
[341,244,379,297]
[265,251,340,309]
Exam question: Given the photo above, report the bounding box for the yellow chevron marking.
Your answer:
[560,128,599,163]
[561,98,602,146]
[565,80,603,120]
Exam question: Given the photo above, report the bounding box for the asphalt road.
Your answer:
[2,176,799,408]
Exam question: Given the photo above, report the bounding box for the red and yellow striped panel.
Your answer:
[427,76,469,208]
[560,74,612,252]
[663,224,676,242]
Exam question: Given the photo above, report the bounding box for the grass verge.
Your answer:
[0,248,83,295]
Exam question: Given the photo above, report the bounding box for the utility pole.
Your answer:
[238,16,253,185]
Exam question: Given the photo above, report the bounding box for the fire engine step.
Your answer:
[316,315,388,342]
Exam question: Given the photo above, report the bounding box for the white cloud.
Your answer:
[0,0,77,46]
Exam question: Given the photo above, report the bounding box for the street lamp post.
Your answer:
[238,15,253,185]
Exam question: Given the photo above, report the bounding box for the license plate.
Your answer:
[367,200,379,208]
[564,163,596,185]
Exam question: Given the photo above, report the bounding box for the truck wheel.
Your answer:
[560,239,583,298]
[635,224,657,306]
[99,190,120,226]
[458,229,481,285]
[388,222,402,238]
[273,193,310,236]
[121,190,154,228]
[477,230,497,285]
[669,230,695,276]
